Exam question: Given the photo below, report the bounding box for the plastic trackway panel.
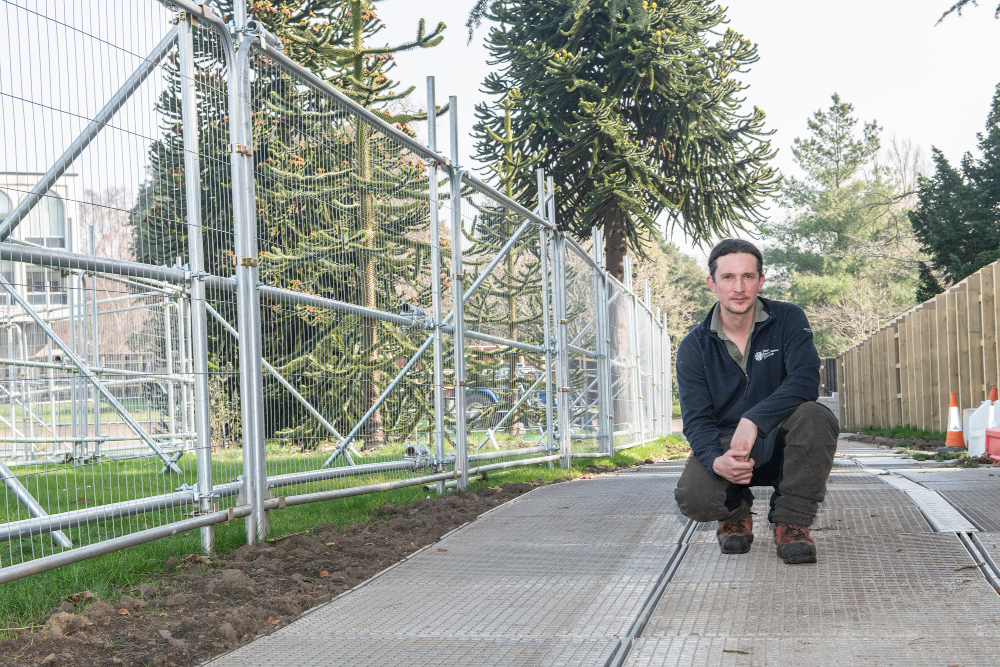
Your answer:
[452,513,688,549]
[629,487,1000,667]
[204,476,688,667]
[203,636,618,667]
[689,485,926,544]
[623,636,1000,667]
[977,532,1000,564]
[497,477,679,516]
[617,461,687,474]
[937,488,1000,531]
[894,467,1000,483]
[826,472,894,485]
[851,457,940,468]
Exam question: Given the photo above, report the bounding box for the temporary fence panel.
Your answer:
[0,0,244,579]
[838,257,1000,432]
[0,1,675,583]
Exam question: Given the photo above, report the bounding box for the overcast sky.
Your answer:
[6,1,999,264]
[378,0,1000,261]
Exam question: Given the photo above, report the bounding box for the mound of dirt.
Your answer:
[842,434,945,450]
[0,478,572,667]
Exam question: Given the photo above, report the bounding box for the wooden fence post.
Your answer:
[889,318,903,426]
[946,290,961,413]
[956,284,972,411]
[984,264,998,396]
[934,293,949,433]
[922,307,933,431]
[968,273,984,406]
[899,314,911,426]
[918,309,931,431]
[837,353,847,429]
[851,346,860,430]
[925,302,940,432]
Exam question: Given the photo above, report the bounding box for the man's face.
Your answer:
[707,253,765,316]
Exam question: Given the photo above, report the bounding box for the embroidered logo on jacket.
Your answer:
[754,349,779,362]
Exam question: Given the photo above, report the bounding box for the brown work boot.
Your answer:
[716,515,754,554]
[773,524,817,564]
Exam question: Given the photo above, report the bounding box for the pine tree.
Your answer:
[762,94,924,355]
[909,84,1000,294]
[469,0,779,280]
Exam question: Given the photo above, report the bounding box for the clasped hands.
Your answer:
[712,417,757,485]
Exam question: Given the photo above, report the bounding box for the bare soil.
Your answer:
[0,478,577,667]
[841,433,945,450]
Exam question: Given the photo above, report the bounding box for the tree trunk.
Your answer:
[603,204,628,283]
[602,202,631,433]
[358,123,386,450]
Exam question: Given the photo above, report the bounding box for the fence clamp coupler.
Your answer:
[240,256,258,268]
[231,144,253,158]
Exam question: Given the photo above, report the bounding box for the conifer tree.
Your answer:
[462,90,548,429]
[910,84,1000,293]
[469,0,779,280]
[131,1,447,450]
[762,94,924,355]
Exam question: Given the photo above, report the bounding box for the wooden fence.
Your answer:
[837,259,1000,433]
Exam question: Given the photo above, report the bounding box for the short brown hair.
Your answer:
[708,239,763,278]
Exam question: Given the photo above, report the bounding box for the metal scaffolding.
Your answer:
[0,0,673,584]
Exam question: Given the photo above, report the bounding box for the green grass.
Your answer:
[893,448,960,462]
[0,435,689,633]
[0,398,164,426]
[858,425,946,441]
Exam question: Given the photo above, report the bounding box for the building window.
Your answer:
[27,269,67,306]
[24,193,66,248]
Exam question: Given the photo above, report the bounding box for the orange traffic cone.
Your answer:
[944,392,966,450]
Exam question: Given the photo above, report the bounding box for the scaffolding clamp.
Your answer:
[403,443,434,471]
[159,451,185,475]
[399,302,434,332]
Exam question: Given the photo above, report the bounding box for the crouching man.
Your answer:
[674,239,838,564]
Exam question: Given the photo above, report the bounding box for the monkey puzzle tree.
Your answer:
[469,0,779,281]
[455,90,552,431]
[131,1,446,450]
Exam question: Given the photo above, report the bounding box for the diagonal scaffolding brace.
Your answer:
[0,26,180,242]
[320,214,543,469]
[0,459,73,549]
[204,303,359,465]
[0,277,182,474]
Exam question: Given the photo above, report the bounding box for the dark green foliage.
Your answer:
[470,0,779,281]
[909,85,1000,296]
[915,261,944,302]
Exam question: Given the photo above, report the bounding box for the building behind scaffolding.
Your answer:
[0,174,191,465]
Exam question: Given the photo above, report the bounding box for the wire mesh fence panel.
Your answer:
[606,277,638,449]
[563,242,600,453]
[457,181,552,470]
[0,0,225,569]
[638,304,656,438]
[240,46,444,500]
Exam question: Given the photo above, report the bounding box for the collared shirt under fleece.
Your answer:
[676,296,821,475]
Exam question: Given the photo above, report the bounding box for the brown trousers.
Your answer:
[674,401,839,526]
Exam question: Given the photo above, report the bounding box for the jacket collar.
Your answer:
[702,296,774,338]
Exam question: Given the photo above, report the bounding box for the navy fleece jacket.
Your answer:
[676,297,820,474]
